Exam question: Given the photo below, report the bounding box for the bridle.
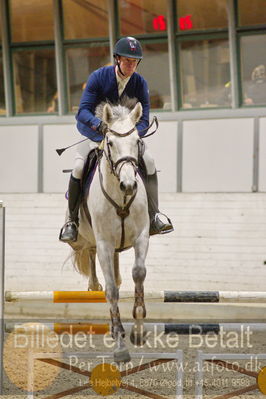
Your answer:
[103,128,137,177]
[104,115,158,179]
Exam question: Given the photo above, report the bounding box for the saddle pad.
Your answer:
[81,149,99,197]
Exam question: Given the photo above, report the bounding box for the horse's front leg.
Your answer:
[130,234,149,346]
[114,252,122,288]
[97,241,130,363]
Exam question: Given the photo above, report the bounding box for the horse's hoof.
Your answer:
[114,348,131,364]
[88,283,103,291]
[130,329,148,346]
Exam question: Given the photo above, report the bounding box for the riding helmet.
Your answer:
[113,37,143,59]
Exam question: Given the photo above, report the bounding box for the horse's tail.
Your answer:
[68,237,94,277]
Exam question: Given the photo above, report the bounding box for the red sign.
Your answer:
[153,15,167,31]
[179,15,193,30]
[152,14,193,31]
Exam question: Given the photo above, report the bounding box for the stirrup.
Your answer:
[59,220,78,242]
[150,213,174,236]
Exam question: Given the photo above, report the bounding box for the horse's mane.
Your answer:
[95,96,138,121]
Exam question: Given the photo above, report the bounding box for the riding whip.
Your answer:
[56,137,89,156]
[55,116,158,156]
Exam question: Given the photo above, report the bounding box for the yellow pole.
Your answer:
[54,323,110,335]
[53,291,106,303]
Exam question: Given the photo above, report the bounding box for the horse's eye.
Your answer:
[108,140,113,147]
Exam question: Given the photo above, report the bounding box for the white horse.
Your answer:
[69,99,149,363]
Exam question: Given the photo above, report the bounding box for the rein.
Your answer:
[140,115,158,138]
[108,115,158,138]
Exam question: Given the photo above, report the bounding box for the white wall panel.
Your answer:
[182,119,254,192]
[259,118,266,192]
[43,124,76,192]
[3,192,266,298]
[0,126,38,192]
[145,121,178,192]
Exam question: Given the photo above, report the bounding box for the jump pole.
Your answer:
[5,290,266,303]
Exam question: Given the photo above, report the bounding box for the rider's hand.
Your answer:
[98,121,109,135]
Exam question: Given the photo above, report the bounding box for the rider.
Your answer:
[59,36,174,242]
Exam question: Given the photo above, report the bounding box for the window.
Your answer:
[63,0,109,39]
[238,0,266,27]
[180,38,230,108]
[240,34,266,106]
[177,0,227,31]
[0,49,6,116]
[0,18,6,115]
[176,0,230,109]
[0,51,5,115]
[118,0,169,110]
[9,0,57,115]
[10,0,54,42]
[62,0,110,113]
[13,49,57,114]
[138,41,171,109]
[238,0,266,106]
[65,45,110,112]
[119,0,167,35]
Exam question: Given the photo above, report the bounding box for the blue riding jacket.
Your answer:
[76,66,150,142]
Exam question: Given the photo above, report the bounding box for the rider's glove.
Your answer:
[97,121,109,135]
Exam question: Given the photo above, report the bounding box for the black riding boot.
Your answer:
[59,175,81,242]
[145,172,174,236]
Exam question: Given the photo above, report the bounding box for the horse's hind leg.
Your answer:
[131,235,149,346]
[97,242,130,363]
[88,250,103,291]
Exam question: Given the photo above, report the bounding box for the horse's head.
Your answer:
[102,101,143,196]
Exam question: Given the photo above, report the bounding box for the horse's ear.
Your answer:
[102,104,113,124]
[130,102,142,124]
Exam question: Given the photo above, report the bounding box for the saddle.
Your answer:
[80,148,101,225]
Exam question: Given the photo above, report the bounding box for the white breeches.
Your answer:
[72,135,156,179]
[72,138,99,179]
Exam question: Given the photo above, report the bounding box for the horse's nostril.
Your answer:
[120,182,126,191]
[133,181,137,190]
